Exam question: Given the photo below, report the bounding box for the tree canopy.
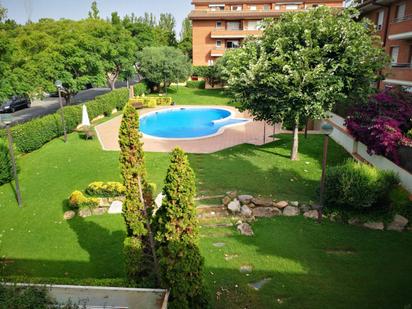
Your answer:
[222,7,387,160]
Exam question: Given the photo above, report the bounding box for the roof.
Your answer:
[355,0,397,13]
[192,0,341,3]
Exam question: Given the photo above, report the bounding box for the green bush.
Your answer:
[129,96,172,108]
[192,66,208,77]
[68,191,99,209]
[1,88,129,154]
[0,284,53,308]
[324,160,399,211]
[186,80,205,89]
[0,138,13,186]
[86,181,126,197]
[134,83,149,96]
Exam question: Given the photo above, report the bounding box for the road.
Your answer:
[0,88,112,128]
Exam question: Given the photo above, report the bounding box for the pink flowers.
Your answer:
[345,89,412,163]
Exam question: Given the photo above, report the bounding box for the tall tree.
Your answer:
[158,13,177,46]
[88,1,100,19]
[178,18,192,58]
[119,103,160,286]
[0,4,7,22]
[222,7,387,160]
[153,148,208,309]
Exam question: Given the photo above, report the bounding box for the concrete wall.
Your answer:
[322,112,412,193]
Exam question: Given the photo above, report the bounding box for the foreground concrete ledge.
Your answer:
[4,282,169,309]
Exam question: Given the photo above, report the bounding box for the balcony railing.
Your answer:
[392,14,412,24]
[211,29,262,38]
[390,63,412,68]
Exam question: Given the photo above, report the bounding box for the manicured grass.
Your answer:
[167,86,232,106]
[0,117,411,308]
[201,217,412,309]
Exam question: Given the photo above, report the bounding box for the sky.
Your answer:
[1,0,192,35]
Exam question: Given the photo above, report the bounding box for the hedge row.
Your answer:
[0,138,13,185]
[186,80,206,89]
[1,88,129,153]
[129,96,173,108]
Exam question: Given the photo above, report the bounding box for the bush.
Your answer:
[324,160,399,211]
[186,80,205,89]
[0,284,53,308]
[0,138,13,186]
[68,191,99,209]
[0,88,129,154]
[346,89,412,163]
[128,96,172,108]
[191,66,208,77]
[86,181,126,197]
[133,83,148,96]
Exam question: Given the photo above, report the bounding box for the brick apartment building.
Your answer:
[189,0,343,66]
[351,0,412,91]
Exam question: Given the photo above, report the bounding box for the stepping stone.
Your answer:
[108,201,123,214]
[239,264,253,273]
[248,278,272,291]
[213,242,225,248]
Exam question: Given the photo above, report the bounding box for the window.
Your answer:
[247,21,261,30]
[231,5,242,11]
[226,40,240,48]
[250,5,257,11]
[286,4,299,10]
[216,21,222,28]
[395,2,406,19]
[227,21,241,30]
[263,4,271,11]
[208,59,214,66]
[216,40,222,48]
[390,46,400,64]
[377,10,384,30]
[209,4,225,11]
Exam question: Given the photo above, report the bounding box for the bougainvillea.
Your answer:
[345,89,412,163]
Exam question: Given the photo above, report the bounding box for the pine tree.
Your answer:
[154,148,208,308]
[119,103,159,286]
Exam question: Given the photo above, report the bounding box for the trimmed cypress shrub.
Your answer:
[119,102,159,285]
[0,138,13,186]
[154,148,208,309]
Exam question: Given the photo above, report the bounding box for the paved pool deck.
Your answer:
[95,105,280,154]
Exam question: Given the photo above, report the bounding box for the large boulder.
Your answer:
[108,201,123,214]
[274,201,288,209]
[93,207,107,216]
[252,198,273,207]
[387,214,408,232]
[241,205,253,217]
[282,206,300,217]
[228,199,241,213]
[300,204,311,212]
[226,191,238,199]
[290,201,299,207]
[79,208,93,218]
[238,195,254,205]
[303,210,319,219]
[237,223,254,236]
[253,207,281,218]
[363,222,384,231]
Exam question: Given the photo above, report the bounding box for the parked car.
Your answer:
[0,95,31,113]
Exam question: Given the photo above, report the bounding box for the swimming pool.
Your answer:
[140,107,249,139]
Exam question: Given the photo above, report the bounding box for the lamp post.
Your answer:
[318,122,334,223]
[55,80,67,143]
[0,114,22,208]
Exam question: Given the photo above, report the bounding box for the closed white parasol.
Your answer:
[81,104,90,127]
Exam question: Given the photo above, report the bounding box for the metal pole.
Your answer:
[57,88,67,143]
[318,134,329,223]
[6,124,22,208]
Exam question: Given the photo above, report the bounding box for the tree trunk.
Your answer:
[107,71,119,91]
[291,117,299,161]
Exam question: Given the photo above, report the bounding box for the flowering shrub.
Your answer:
[345,89,412,163]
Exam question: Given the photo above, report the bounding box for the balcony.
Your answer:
[388,15,412,41]
[211,29,262,39]
[189,9,282,20]
[210,48,226,57]
[384,65,412,86]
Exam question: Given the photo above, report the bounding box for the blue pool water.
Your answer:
[140,107,247,139]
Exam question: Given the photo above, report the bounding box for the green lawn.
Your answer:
[0,113,411,307]
[167,86,232,106]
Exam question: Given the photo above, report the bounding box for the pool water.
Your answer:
[140,107,247,139]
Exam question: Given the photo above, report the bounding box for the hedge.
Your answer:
[0,138,14,185]
[186,80,206,89]
[0,88,129,153]
[128,96,173,108]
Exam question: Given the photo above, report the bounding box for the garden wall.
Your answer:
[5,283,168,309]
[322,112,412,193]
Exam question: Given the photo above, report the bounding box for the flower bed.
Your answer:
[345,89,412,167]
